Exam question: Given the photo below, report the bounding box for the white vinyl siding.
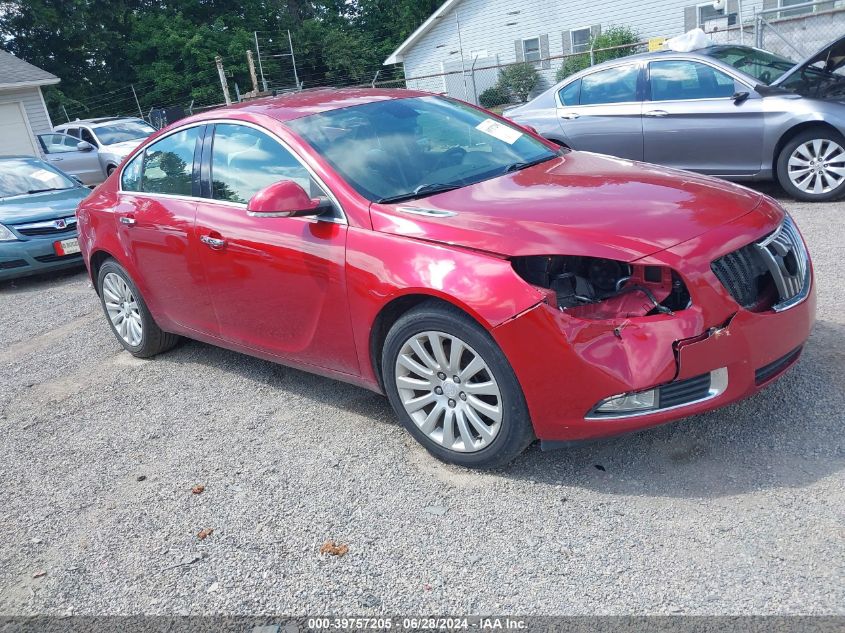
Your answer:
[0,86,52,136]
[0,86,52,156]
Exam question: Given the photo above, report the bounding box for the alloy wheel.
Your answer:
[787,139,845,195]
[102,272,143,347]
[394,331,503,453]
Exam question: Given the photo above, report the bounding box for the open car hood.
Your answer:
[369,152,765,263]
[771,34,845,95]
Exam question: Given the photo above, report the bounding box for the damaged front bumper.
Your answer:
[491,208,816,444]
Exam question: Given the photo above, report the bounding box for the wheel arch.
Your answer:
[89,248,118,294]
[368,293,490,392]
[772,120,843,177]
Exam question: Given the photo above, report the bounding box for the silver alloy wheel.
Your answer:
[102,272,143,347]
[787,138,845,195]
[394,330,503,453]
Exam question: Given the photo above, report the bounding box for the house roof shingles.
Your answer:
[0,49,59,89]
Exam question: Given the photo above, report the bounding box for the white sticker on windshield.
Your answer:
[32,168,61,183]
[475,118,523,145]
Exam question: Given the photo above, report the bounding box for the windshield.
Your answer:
[704,46,796,85]
[0,158,76,198]
[287,95,558,203]
[93,120,155,146]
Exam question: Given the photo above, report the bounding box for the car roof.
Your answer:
[586,44,793,68]
[184,88,431,125]
[57,116,144,128]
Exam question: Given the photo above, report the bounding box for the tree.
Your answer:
[556,26,641,82]
[498,63,540,102]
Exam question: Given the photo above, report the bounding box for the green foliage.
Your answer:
[556,25,641,82]
[0,0,447,121]
[497,63,539,103]
[478,85,510,108]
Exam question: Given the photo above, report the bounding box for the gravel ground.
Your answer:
[0,186,842,616]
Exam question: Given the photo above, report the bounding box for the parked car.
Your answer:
[53,117,156,178]
[505,35,845,202]
[38,132,105,186]
[77,89,814,467]
[0,156,90,281]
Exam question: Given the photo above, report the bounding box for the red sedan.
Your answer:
[76,89,815,468]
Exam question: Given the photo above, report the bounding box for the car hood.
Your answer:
[0,188,90,225]
[101,139,145,157]
[369,152,763,262]
[771,34,845,97]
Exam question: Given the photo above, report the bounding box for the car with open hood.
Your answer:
[505,35,845,202]
[75,89,815,467]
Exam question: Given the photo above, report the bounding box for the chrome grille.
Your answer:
[13,216,77,237]
[712,216,809,312]
[754,215,809,310]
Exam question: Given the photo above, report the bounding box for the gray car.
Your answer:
[505,36,845,202]
[52,117,156,181]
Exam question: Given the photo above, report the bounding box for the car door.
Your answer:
[555,62,644,160]
[38,133,104,185]
[116,124,218,335]
[194,121,359,375]
[642,59,765,175]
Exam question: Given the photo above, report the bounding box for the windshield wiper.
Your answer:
[500,155,557,175]
[26,187,72,194]
[377,182,463,204]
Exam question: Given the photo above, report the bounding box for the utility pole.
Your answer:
[215,55,232,106]
[61,104,70,122]
[287,30,300,90]
[254,31,268,91]
[130,84,143,119]
[455,12,469,101]
[247,50,259,94]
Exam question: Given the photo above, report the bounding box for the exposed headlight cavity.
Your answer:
[512,255,691,319]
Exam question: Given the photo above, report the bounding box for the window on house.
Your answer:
[780,0,813,17]
[571,27,592,54]
[697,3,724,26]
[522,38,541,63]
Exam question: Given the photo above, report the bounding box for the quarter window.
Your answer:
[649,60,737,101]
[522,38,541,63]
[210,123,318,205]
[571,27,592,54]
[579,64,640,105]
[559,80,581,106]
[127,127,200,196]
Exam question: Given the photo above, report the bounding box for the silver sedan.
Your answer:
[505,36,845,202]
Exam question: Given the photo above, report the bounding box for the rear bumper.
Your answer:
[0,232,84,281]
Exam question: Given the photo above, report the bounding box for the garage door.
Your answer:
[0,101,38,156]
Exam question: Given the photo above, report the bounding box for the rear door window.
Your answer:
[579,64,640,105]
[131,127,201,196]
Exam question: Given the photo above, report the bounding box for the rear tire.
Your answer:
[382,301,534,468]
[97,259,179,358]
[776,128,845,202]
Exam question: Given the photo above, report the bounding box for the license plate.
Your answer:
[54,238,80,256]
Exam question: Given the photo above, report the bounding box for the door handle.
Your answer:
[560,112,580,120]
[119,216,136,225]
[49,157,63,162]
[644,110,669,117]
[200,235,226,249]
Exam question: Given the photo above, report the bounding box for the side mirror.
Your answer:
[246,180,330,218]
[77,141,95,152]
[733,91,750,105]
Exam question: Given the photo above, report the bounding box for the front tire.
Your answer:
[97,260,179,358]
[382,302,534,468]
[776,129,845,202]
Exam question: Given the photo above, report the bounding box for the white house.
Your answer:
[384,0,844,100]
[0,49,59,157]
